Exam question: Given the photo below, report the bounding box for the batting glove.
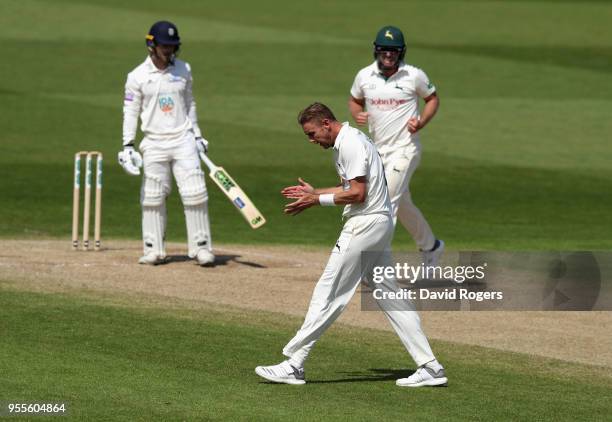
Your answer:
[117,144,143,176]
[196,137,209,154]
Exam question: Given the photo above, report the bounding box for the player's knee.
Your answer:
[141,175,169,206]
[178,169,208,206]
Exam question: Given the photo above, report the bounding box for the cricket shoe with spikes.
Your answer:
[196,249,215,266]
[255,360,305,385]
[138,252,167,265]
[396,365,448,387]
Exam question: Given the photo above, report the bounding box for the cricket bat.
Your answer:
[199,151,266,229]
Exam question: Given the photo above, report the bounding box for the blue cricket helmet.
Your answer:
[146,21,181,47]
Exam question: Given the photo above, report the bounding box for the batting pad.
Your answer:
[177,169,208,206]
[141,174,168,206]
[142,203,167,256]
[184,202,212,257]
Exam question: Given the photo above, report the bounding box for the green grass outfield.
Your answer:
[1,286,611,421]
[1,0,612,249]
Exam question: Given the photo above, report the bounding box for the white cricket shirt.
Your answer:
[333,123,391,218]
[350,61,435,156]
[122,56,202,145]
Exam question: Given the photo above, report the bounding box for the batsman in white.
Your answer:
[349,25,444,267]
[255,103,447,387]
[118,21,214,266]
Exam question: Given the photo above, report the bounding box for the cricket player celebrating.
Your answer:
[118,21,214,266]
[255,103,447,388]
[349,25,444,266]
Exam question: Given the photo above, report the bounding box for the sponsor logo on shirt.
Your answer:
[158,96,175,112]
[169,75,182,83]
[124,92,134,102]
[368,98,407,110]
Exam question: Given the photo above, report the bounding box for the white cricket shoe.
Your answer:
[396,365,448,387]
[196,249,215,266]
[138,252,166,265]
[255,361,305,385]
[422,239,445,269]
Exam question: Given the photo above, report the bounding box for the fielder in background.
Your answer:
[118,21,214,266]
[349,25,444,267]
[255,103,447,388]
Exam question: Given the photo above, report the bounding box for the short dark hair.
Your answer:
[297,102,337,125]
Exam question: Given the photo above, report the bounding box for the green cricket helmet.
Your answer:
[373,25,406,61]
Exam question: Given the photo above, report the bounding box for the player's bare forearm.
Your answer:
[325,178,366,205]
[283,175,366,215]
[407,93,439,133]
[419,93,439,128]
[326,190,363,205]
[348,96,364,118]
[284,178,366,215]
[349,96,368,126]
[313,185,344,195]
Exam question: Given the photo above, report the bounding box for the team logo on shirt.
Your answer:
[158,96,175,113]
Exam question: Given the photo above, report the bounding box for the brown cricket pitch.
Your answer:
[1,239,611,372]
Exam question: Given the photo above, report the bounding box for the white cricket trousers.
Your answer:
[140,132,202,189]
[139,131,212,257]
[282,213,436,367]
[384,143,436,251]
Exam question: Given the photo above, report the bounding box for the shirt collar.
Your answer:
[370,60,408,77]
[333,122,350,151]
[144,55,173,73]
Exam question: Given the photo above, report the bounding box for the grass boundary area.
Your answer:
[1,283,611,420]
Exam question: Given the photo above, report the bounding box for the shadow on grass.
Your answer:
[308,368,416,384]
[164,253,266,268]
[258,368,422,385]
